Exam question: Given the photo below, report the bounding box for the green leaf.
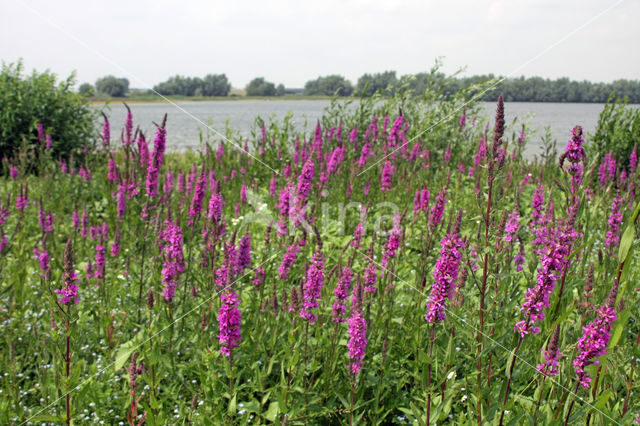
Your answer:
[114,330,144,372]
[264,402,280,422]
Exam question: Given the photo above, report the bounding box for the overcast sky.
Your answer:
[1,0,638,89]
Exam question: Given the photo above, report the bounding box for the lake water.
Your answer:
[95,100,610,157]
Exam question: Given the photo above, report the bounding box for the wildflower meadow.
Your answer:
[1,85,639,425]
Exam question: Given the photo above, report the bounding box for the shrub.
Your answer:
[592,94,640,166]
[0,61,96,162]
[95,75,129,97]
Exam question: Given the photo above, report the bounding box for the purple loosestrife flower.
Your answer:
[296,157,315,203]
[108,158,119,183]
[559,126,586,194]
[425,231,465,323]
[332,266,354,323]
[207,192,224,223]
[429,189,447,228]
[95,243,106,279]
[56,239,80,305]
[380,160,395,192]
[382,215,402,268]
[605,196,623,248]
[327,146,345,175]
[269,175,277,198]
[124,104,133,146]
[630,144,638,174]
[236,232,252,274]
[538,325,563,377]
[145,117,167,197]
[33,247,50,273]
[351,223,364,248]
[138,134,149,168]
[218,289,242,357]
[358,141,372,168]
[189,170,207,220]
[117,184,126,220]
[459,112,466,128]
[300,252,325,324]
[573,285,618,388]
[277,184,291,236]
[364,262,378,294]
[503,210,520,242]
[101,113,110,148]
[347,282,367,375]
[159,219,184,302]
[45,134,52,150]
[80,211,88,238]
[110,238,120,257]
[598,153,616,186]
[515,228,574,337]
[252,268,265,286]
[9,166,18,179]
[0,234,7,252]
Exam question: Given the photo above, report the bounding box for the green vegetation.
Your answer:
[304,74,354,96]
[592,94,640,164]
[0,61,95,162]
[153,74,231,97]
[245,77,281,97]
[95,75,130,97]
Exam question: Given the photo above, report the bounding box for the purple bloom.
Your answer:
[240,184,248,204]
[269,175,277,197]
[145,120,167,197]
[573,288,617,388]
[425,232,465,323]
[630,144,638,174]
[189,171,206,219]
[278,244,300,280]
[358,141,372,168]
[347,283,367,375]
[605,197,623,248]
[159,219,184,301]
[351,223,364,248]
[515,228,575,337]
[459,112,466,128]
[332,266,354,323]
[37,122,45,144]
[598,153,617,186]
[138,134,149,167]
[56,239,80,305]
[300,252,325,324]
[429,189,446,227]
[218,290,242,357]
[380,160,394,192]
[9,166,18,179]
[503,210,520,242]
[45,134,52,150]
[296,157,315,203]
[364,262,378,294]
[382,215,402,268]
[124,105,133,146]
[236,232,252,274]
[252,268,265,286]
[33,247,50,272]
[207,192,224,223]
[95,243,106,279]
[110,238,120,257]
[117,184,126,220]
[101,115,110,147]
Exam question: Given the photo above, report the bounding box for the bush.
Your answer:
[303,75,353,96]
[78,83,94,96]
[592,94,640,166]
[0,61,96,161]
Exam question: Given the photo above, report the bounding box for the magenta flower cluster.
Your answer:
[218,290,242,357]
[425,232,465,323]
[300,252,325,324]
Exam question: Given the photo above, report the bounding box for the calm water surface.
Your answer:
[96,100,610,157]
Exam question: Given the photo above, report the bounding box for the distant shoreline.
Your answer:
[89,95,349,104]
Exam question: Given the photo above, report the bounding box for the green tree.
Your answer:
[303,75,353,96]
[0,61,95,161]
[245,77,277,96]
[78,83,94,97]
[201,74,231,96]
[276,83,285,97]
[356,71,398,96]
[95,75,129,97]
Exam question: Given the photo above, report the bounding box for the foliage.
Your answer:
[95,75,130,97]
[245,77,278,96]
[592,94,640,165]
[304,75,354,96]
[78,83,94,97]
[1,72,639,425]
[0,61,96,162]
[356,70,398,96]
[153,74,231,97]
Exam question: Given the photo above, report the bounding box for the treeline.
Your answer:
[80,72,640,103]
